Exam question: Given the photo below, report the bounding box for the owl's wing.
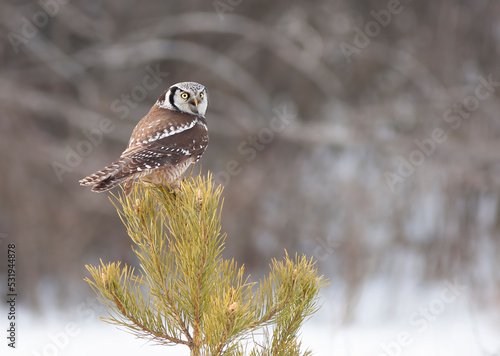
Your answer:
[114,116,209,180]
[124,109,205,152]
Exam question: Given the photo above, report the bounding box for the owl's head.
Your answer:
[157,82,208,117]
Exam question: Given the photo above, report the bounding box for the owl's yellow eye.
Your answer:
[181,92,189,100]
[199,92,204,99]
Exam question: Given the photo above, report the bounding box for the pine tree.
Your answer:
[85,173,327,355]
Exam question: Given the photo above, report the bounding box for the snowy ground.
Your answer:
[2,284,499,356]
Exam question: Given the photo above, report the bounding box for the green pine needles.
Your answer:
[85,173,327,355]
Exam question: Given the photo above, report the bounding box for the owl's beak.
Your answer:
[189,98,199,114]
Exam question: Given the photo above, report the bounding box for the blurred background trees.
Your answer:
[0,0,498,321]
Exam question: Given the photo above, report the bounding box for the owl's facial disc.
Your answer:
[156,82,208,117]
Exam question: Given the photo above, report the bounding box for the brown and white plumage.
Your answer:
[80,82,209,194]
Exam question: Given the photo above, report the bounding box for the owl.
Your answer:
[80,82,209,195]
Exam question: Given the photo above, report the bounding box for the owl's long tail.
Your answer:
[79,159,132,194]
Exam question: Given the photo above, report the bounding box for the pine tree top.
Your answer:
[85,173,327,355]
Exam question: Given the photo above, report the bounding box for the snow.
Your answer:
[2,284,499,356]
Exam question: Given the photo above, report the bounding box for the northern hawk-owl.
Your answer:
[79,82,209,194]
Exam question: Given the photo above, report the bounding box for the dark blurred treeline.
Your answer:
[0,0,499,318]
